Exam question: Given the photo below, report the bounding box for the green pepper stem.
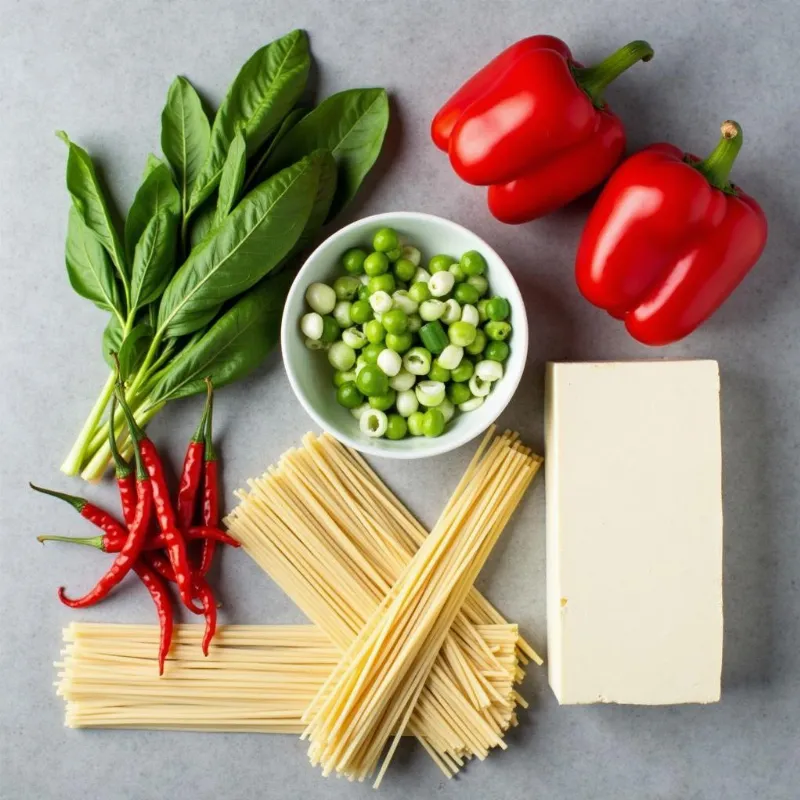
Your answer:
[693,120,743,190]
[115,387,147,480]
[193,379,214,443]
[37,534,105,551]
[204,378,217,462]
[108,395,132,479]
[29,483,86,513]
[574,40,654,107]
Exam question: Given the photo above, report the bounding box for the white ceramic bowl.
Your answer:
[281,212,528,459]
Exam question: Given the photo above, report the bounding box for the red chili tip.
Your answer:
[57,586,80,608]
[158,660,165,676]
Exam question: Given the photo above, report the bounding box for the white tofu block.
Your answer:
[545,361,723,705]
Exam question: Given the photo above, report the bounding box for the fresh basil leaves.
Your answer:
[59,29,390,479]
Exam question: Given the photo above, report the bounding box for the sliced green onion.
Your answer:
[401,245,421,266]
[360,408,388,437]
[305,337,328,351]
[438,397,455,423]
[305,282,336,315]
[437,344,464,371]
[333,301,353,328]
[301,312,323,340]
[389,369,416,392]
[441,299,462,325]
[429,271,455,297]
[419,300,445,322]
[333,275,361,300]
[342,328,368,349]
[369,290,393,314]
[350,402,371,420]
[328,341,356,371]
[415,380,446,407]
[377,348,402,377]
[403,347,432,376]
[392,290,418,315]
[460,304,479,326]
[459,396,485,412]
[407,314,422,333]
[396,389,419,417]
[419,321,448,354]
[468,373,491,397]
[475,359,504,382]
[413,267,432,284]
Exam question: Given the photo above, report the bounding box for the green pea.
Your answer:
[467,275,489,297]
[385,331,413,353]
[393,258,416,282]
[477,298,490,322]
[450,360,474,382]
[486,297,511,321]
[466,329,487,355]
[484,340,510,362]
[363,319,385,344]
[449,263,466,282]
[342,248,367,275]
[428,254,456,273]
[320,315,340,343]
[362,342,386,365]
[447,382,472,405]
[448,321,477,347]
[454,282,480,305]
[485,320,512,341]
[427,361,451,383]
[382,308,408,335]
[349,299,373,324]
[460,250,486,276]
[368,389,396,411]
[422,408,446,437]
[407,411,425,437]
[333,275,361,300]
[357,284,370,301]
[409,281,431,304]
[385,413,408,440]
[385,247,403,261]
[336,381,364,409]
[368,273,396,295]
[364,251,390,277]
[372,227,400,253]
[356,365,389,397]
[332,369,356,388]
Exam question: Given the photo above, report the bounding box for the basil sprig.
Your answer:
[59,29,390,479]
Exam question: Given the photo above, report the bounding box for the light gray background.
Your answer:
[1,1,797,798]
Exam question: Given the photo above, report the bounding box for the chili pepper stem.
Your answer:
[29,483,86,512]
[693,120,743,191]
[573,40,654,107]
[37,534,105,550]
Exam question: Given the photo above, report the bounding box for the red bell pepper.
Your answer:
[431,37,653,222]
[575,121,768,345]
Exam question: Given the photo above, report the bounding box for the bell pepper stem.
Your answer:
[574,40,654,107]
[37,534,105,551]
[693,120,743,190]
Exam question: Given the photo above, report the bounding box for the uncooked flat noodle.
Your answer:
[226,428,541,781]
[56,623,521,734]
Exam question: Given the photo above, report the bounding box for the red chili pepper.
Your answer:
[37,525,240,553]
[431,37,653,222]
[108,395,137,528]
[199,380,219,576]
[176,383,213,530]
[132,559,174,675]
[30,483,126,539]
[145,552,216,655]
[57,405,153,609]
[575,121,768,345]
[158,527,204,613]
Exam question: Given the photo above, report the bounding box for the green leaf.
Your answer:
[263,88,389,220]
[214,129,247,225]
[142,153,164,180]
[58,131,128,285]
[189,202,217,251]
[65,207,124,322]
[148,272,290,404]
[246,107,307,189]
[124,161,180,263]
[130,210,178,312]
[157,153,320,339]
[189,30,310,210]
[117,323,153,380]
[161,76,211,218]
[289,149,337,256]
[102,316,124,367]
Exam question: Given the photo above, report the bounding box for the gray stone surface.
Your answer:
[1,1,798,798]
